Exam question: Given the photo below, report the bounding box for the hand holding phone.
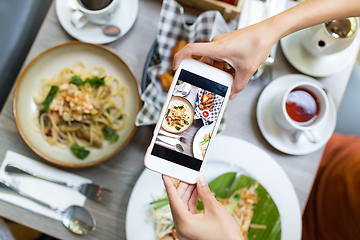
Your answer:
[144,59,233,183]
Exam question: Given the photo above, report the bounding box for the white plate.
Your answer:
[280,30,359,77]
[173,82,192,97]
[13,42,141,167]
[256,74,336,155]
[126,135,302,240]
[192,122,215,160]
[55,0,138,44]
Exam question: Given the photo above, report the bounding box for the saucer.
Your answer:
[55,0,138,44]
[256,74,337,155]
[280,30,359,77]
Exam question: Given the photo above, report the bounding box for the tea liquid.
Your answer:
[285,88,319,126]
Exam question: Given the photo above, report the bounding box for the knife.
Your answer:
[157,135,181,146]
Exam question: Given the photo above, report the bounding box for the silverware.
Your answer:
[0,179,95,235]
[5,163,112,202]
[159,129,187,143]
[156,137,184,153]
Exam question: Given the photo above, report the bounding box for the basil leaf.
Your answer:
[42,85,59,112]
[70,75,84,85]
[70,145,90,159]
[85,76,105,87]
[175,126,181,131]
[102,126,119,143]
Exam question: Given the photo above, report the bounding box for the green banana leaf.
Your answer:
[197,172,281,240]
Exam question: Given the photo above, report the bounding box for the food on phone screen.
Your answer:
[199,92,214,110]
[165,102,191,131]
[200,132,211,157]
[32,60,128,159]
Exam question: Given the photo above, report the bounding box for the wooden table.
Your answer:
[0,0,358,239]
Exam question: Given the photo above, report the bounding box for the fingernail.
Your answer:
[198,174,207,186]
[230,93,237,100]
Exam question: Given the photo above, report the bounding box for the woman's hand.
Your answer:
[173,20,278,100]
[162,175,244,240]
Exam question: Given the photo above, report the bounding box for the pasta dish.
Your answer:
[33,61,128,159]
[165,102,191,132]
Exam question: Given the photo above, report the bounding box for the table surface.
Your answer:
[0,0,358,239]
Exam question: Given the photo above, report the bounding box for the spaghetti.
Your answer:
[32,61,128,158]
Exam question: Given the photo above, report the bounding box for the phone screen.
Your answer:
[151,69,228,171]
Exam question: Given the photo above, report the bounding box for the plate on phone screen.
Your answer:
[192,122,215,160]
[126,135,302,240]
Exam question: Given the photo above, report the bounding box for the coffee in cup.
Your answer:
[272,79,329,143]
[77,0,113,11]
[71,0,119,28]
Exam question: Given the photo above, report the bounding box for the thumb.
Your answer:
[196,175,219,210]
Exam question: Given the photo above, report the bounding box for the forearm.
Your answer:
[266,0,360,41]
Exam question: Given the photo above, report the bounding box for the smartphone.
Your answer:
[144,58,233,183]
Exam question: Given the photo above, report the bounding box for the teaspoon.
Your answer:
[0,180,95,235]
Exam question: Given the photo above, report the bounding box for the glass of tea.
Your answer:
[271,80,329,143]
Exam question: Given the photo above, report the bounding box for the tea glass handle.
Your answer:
[303,129,321,143]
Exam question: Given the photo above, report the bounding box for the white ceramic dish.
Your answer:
[280,30,359,77]
[192,122,215,160]
[256,74,337,155]
[126,135,302,240]
[13,42,141,167]
[55,0,138,44]
[161,96,195,134]
[173,82,191,97]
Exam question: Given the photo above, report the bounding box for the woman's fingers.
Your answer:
[173,42,221,70]
[196,175,220,211]
[162,175,189,219]
[177,181,190,198]
[188,188,199,214]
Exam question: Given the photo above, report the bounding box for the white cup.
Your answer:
[71,0,119,28]
[301,18,358,56]
[271,81,329,143]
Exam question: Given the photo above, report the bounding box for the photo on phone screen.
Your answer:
[151,69,228,172]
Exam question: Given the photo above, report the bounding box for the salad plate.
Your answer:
[192,122,215,160]
[126,135,302,240]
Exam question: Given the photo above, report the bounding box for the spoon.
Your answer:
[0,180,95,235]
[156,138,184,153]
[100,24,121,37]
[175,143,185,153]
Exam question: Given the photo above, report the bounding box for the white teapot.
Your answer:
[301,17,358,56]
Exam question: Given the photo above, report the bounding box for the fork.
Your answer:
[159,129,187,143]
[5,163,112,202]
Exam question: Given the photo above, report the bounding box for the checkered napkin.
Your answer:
[135,0,231,127]
[195,89,224,126]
